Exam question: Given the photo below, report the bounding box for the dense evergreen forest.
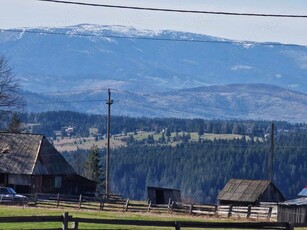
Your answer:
[63,132,307,204]
[117,132,306,203]
[14,111,304,138]
[2,111,306,204]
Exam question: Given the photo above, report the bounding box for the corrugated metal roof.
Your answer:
[218,179,271,203]
[280,197,307,206]
[0,133,76,175]
[298,187,307,197]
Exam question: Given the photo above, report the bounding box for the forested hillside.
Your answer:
[64,131,306,204]
[4,111,306,204]
[16,111,301,138]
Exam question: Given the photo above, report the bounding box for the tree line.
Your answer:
[64,131,307,204]
[10,111,305,138]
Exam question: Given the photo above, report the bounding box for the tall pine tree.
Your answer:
[84,145,105,194]
[6,113,22,133]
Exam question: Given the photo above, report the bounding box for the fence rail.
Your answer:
[0,212,301,230]
[1,193,277,221]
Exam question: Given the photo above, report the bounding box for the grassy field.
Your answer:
[0,205,306,230]
[54,132,261,152]
[53,136,125,152]
[0,205,226,230]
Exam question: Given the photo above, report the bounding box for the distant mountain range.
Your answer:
[22,83,307,122]
[0,24,306,121]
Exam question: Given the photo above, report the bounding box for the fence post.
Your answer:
[170,201,175,213]
[124,199,129,212]
[57,193,60,207]
[247,205,252,218]
[78,194,82,209]
[174,221,181,230]
[228,205,233,218]
[99,197,105,210]
[288,222,294,230]
[267,207,272,220]
[214,205,218,216]
[168,198,172,213]
[62,212,69,230]
[34,193,38,206]
[147,200,152,212]
[189,204,193,215]
[71,221,79,230]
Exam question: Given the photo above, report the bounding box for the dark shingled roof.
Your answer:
[218,179,271,203]
[0,133,76,175]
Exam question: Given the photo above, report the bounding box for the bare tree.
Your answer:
[0,55,24,111]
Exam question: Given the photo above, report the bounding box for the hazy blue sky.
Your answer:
[1,0,307,45]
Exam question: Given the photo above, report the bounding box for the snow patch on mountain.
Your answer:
[231,65,252,71]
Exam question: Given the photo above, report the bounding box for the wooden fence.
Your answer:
[3,193,277,220]
[0,212,300,230]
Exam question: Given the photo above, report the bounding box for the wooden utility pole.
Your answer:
[268,123,275,181]
[106,89,113,196]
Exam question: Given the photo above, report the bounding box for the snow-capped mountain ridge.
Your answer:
[0,24,306,121]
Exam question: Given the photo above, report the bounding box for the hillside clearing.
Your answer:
[54,132,255,152]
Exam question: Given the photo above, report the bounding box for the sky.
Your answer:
[1,0,307,46]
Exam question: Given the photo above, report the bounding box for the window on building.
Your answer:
[54,176,62,188]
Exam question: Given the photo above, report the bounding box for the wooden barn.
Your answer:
[278,198,307,223]
[218,179,285,206]
[147,186,181,204]
[0,132,96,194]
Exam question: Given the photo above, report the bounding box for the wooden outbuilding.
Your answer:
[0,132,96,194]
[278,198,307,223]
[218,179,285,206]
[147,186,181,204]
[277,186,307,223]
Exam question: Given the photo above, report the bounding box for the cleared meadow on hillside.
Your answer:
[53,132,254,152]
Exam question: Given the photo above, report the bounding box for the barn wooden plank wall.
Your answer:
[278,205,307,223]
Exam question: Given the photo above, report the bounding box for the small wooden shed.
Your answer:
[278,198,307,223]
[218,179,285,206]
[147,186,181,204]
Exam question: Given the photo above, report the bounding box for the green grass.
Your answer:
[0,205,306,229]
[0,205,222,229]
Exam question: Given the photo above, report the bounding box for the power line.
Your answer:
[38,0,307,18]
[1,28,304,48]
[34,99,105,104]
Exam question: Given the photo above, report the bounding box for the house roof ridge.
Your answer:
[0,132,45,137]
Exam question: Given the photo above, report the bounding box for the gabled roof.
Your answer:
[280,197,307,206]
[298,187,307,197]
[218,179,272,203]
[0,132,76,175]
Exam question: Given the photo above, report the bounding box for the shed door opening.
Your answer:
[155,189,165,204]
[0,174,5,186]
